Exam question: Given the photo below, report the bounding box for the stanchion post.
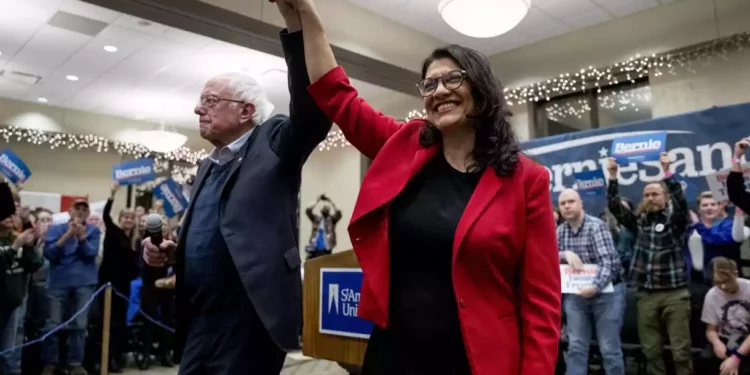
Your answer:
[100,284,112,375]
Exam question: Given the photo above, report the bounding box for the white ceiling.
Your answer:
[0,0,392,130]
[342,0,684,55]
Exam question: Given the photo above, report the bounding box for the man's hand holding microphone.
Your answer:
[141,213,175,267]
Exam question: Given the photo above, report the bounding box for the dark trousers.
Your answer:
[140,285,174,357]
[178,313,285,375]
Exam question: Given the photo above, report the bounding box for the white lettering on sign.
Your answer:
[0,154,26,181]
[577,177,605,190]
[159,184,184,212]
[614,139,662,155]
[539,141,733,193]
[114,165,152,180]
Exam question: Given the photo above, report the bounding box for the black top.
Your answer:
[728,171,750,214]
[99,199,138,286]
[362,154,480,375]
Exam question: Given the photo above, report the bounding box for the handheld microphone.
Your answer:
[144,213,164,248]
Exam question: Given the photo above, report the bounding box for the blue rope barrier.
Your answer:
[0,282,175,357]
[111,289,175,334]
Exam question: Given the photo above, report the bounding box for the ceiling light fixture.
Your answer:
[136,130,187,153]
[103,45,118,52]
[438,0,530,38]
[37,97,48,103]
[65,75,79,81]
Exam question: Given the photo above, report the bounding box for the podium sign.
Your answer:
[319,268,373,339]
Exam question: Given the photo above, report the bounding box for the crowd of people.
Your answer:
[0,182,179,375]
[555,139,750,375]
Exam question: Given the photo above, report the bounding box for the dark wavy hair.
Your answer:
[418,44,520,176]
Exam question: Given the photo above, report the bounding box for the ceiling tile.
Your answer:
[4,24,91,78]
[112,14,170,36]
[161,28,214,49]
[595,0,658,17]
[58,0,121,24]
[0,0,58,63]
[560,7,613,29]
[537,0,604,20]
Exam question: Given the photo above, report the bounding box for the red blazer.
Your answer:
[308,66,561,375]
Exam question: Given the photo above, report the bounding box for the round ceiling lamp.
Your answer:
[438,0,531,38]
[136,130,187,153]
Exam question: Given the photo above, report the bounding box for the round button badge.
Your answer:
[655,223,665,233]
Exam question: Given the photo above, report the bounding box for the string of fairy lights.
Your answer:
[402,32,750,123]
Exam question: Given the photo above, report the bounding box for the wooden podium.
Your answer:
[302,250,368,368]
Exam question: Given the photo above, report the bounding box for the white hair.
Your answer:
[212,72,275,125]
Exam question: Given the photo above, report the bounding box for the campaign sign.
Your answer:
[319,268,373,339]
[610,132,667,164]
[112,159,156,185]
[153,178,188,217]
[0,149,31,184]
[573,170,606,197]
[706,163,750,202]
[560,264,614,294]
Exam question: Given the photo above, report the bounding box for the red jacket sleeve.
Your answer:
[307,66,403,160]
[519,168,562,375]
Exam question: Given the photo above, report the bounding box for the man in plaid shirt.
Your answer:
[557,189,624,375]
[607,152,692,375]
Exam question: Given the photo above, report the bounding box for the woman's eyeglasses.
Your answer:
[416,70,466,97]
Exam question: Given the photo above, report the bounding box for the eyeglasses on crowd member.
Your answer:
[607,153,693,375]
[270,1,562,375]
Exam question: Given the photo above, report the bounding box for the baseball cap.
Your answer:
[70,199,89,209]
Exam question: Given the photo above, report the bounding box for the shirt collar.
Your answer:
[207,126,257,165]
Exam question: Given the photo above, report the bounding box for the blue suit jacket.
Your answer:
[173,29,332,354]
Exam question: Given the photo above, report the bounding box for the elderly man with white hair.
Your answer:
[140,5,332,374]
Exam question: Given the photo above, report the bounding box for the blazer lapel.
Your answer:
[452,169,504,266]
[351,145,439,224]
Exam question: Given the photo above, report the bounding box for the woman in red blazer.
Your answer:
[273,1,561,373]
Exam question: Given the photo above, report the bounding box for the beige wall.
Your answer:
[299,144,361,260]
[490,0,750,138]
[650,48,750,117]
[0,140,130,215]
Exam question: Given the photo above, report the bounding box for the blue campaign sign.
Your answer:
[574,170,606,197]
[112,159,156,185]
[319,268,373,339]
[153,178,188,217]
[0,149,31,184]
[522,103,750,217]
[610,131,667,164]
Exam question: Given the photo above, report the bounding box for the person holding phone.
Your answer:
[729,137,749,213]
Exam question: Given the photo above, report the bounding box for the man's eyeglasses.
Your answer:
[416,70,467,97]
[197,95,245,108]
